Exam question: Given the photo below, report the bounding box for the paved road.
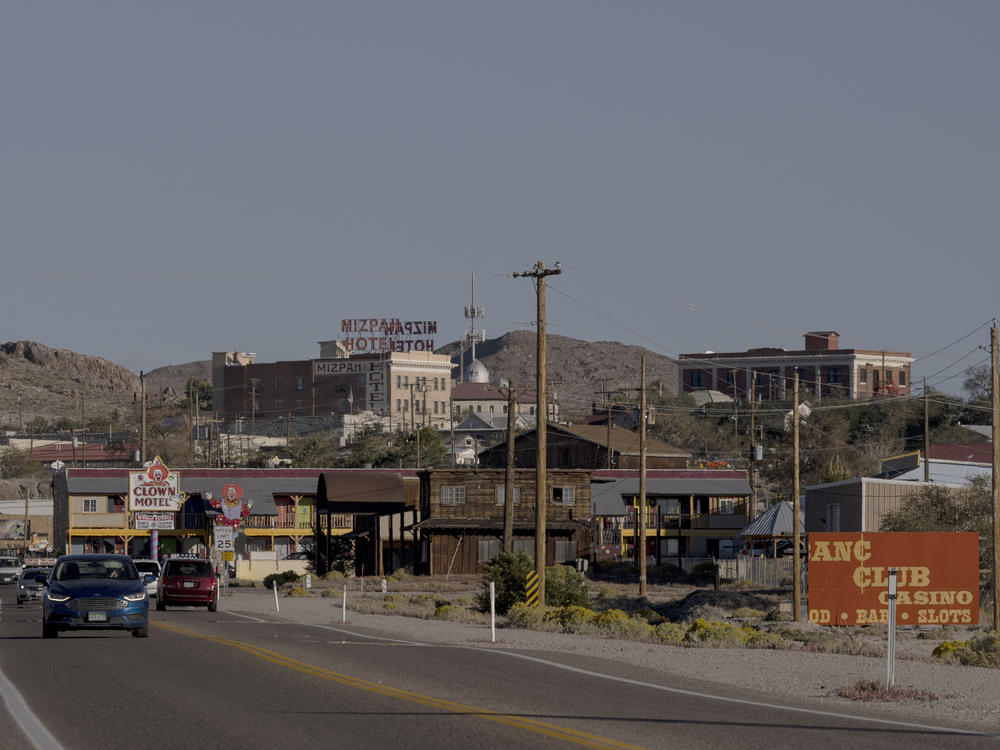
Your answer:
[1,586,997,749]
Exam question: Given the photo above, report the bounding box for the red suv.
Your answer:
[156,556,218,611]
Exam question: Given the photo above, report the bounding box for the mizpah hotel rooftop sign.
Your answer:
[338,318,438,353]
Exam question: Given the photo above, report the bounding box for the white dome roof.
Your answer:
[465,359,489,384]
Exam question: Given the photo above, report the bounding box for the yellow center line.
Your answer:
[153,621,648,750]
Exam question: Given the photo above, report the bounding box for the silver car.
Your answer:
[16,567,50,604]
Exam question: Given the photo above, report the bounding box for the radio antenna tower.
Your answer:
[461,273,486,382]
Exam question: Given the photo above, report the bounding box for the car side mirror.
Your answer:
[35,575,48,586]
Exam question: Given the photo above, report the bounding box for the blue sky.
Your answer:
[2,2,997,394]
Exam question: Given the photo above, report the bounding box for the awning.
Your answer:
[409,518,588,533]
[317,471,409,514]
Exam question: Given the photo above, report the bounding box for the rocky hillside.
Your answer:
[0,334,675,428]
[0,341,208,429]
[439,331,678,418]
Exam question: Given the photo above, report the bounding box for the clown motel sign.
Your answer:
[808,532,979,627]
[129,457,186,512]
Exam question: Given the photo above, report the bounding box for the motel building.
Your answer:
[52,466,342,558]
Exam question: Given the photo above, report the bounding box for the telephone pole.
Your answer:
[924,377,930,483]
[504,383,517,552]
[512,261,561,606]
[991,323,999,630]
[639,352,648,598]
[140,371,147,464]
[792,369,802,622]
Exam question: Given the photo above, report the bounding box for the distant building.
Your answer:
[212,347,454,432]
[449,358,554,425]
[678,331,913,401]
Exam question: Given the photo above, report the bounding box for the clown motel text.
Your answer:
[806,532,979,627]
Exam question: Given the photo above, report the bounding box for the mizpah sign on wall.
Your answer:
[339,318,437,353]
[808,532,980,626]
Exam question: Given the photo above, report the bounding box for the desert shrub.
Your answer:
[384,593,404,605]
[550,605,594,633]
[933,632,1000,667]
[690,562,718,586]
[545,565,590,608]
[264,570,301,589]
[764,607,792,622]
[477,551,534,615]
[684,618,752,645]
[732,607,766,620]
[432,595,452,608]
[286,586,309,597]
[319,588,339,598]
[837,679,938,702]
[505,602,552,629]
[744,630,787,649]
[409,593,437,606]
[434,604,462,620]
[594,585,616,600]
[652,621,688,644]
[321,570,345,582]
[388,567,410,582]
[592,609,652,640]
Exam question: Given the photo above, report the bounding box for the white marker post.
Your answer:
[273,579,280,613]
[342,584,347,623]
[887,567,897,690]
[489,581,496,643]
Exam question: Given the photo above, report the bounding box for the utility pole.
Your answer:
[512,261,561,606]
[924,377,930,483]
[250,378,260,437]
[749,370,758,521]
[504,383,517,552]
[992,323,1000,630]
[140,371,147,464]
[792,370,802,622]
[639,352,648,598]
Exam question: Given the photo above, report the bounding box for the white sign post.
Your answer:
[887,567,897,690]
[214,526,235,553]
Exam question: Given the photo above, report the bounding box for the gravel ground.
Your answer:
[217,586,1000,734]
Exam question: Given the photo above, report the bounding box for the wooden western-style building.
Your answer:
[411,468,591,575]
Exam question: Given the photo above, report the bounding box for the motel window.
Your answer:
[826,503,841,532]
[295,376,303,391]
[886,371,893,385]
[690,372,706,388]
[478,539,500,563]
[294,399,303,415]
[83,498,98,513]
[275,376,284,391]
[899,370,906,387]
[552,486,575,505]
[827,368,842,385]
[441,486,466,505]
[718,498,735,514]
[275,400,284,417]
[495,486,521,505]
[512,538,535,560]
[859,369,867,385]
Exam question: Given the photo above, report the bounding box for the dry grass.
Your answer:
[837,679,939,702]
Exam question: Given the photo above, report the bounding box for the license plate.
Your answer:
[183,581,196,588]
[87,612,107,622]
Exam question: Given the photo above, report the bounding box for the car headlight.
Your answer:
[123,591,147,602]
[46,592,70,602]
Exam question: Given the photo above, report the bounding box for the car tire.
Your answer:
[156,598,166,611]
[208,597,217,613]
[42,624,58,639]
[132,628,149,638]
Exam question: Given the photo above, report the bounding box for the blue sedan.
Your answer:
[41,554,153,638]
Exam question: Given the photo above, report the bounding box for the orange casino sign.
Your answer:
[808,532,980,627]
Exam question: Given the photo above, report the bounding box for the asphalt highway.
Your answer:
[1,586,997,750]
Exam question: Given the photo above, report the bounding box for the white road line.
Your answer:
[0,667,64,750]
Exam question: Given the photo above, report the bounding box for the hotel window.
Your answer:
[294,399,303,415]
[495,486,521,505]
[441,486,466,505]
[274,377,284,391]
[859,369,867,385]
[690,371,706,388]
[275,400,284,417]
[295,376,304,391]
[899,370,906,387]
[827,368,842,384]
[397,376,402,388]
[478,539,500,563]
[396,398,401,412]
[718,498,735,514]
[886,371,893,385]
[552,486,575,505]
[83,498,98,513]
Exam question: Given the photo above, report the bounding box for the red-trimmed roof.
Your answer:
[593,469,747,480]
[927,444,993,464]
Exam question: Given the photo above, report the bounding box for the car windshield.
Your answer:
[0,558,19,567]
[166,561,213,577]
[54,559,138,581]
[21,568,48,580]
[134,562,160,574]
